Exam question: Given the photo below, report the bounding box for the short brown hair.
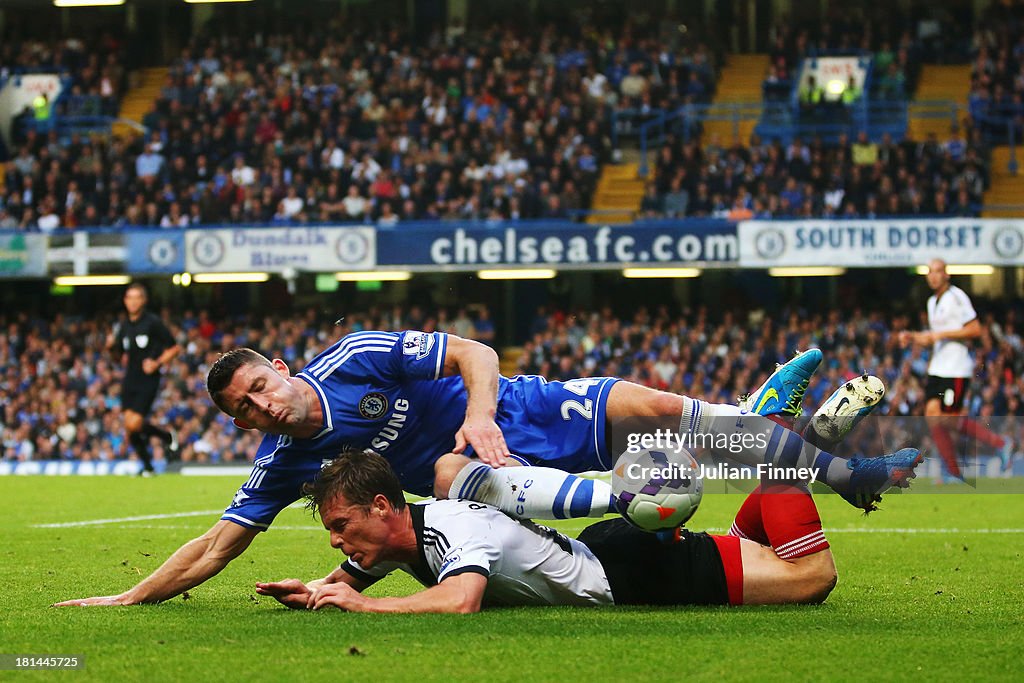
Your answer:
[303,449,406,518]
[206,348,274,413]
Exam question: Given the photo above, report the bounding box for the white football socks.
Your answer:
[679,397,850,489]
[448,461,616,519]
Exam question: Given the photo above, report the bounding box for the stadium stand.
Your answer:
[2,7,999,227]
[3,18,656,229]
[642,130,987,219]
[1,34,129,129]
[0,4,1017,465]
[2,303,1020,464]
[967,0,1024,142]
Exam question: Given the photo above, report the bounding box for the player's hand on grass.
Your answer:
[454,413,510,467]
[309,582,362,611]
[52,594,133,607]
[255,579,312,610]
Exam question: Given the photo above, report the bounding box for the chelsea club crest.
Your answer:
[358,392,389,419]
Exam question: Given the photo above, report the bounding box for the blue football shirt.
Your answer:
[222,330,471,529]
[221,330,619,531]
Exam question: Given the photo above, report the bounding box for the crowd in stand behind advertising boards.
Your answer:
[2,302,1020,467]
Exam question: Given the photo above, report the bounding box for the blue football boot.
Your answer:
[998,438,1014,472]
[740,348,823,418]
[842,448,923,512]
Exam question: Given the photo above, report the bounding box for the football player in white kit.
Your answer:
[255,450,844,612]
[899,258,1011,478]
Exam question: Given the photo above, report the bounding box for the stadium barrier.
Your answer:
[634,100,972,178]
[2,221,742,276]
[738,218,1024,268]
[5,218,1024,278]
[2,220,1024,278]
[0,460,165,476]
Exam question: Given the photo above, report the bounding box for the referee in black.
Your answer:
[107,283,181,475]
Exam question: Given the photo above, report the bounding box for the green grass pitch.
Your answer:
[2,475,1023,682]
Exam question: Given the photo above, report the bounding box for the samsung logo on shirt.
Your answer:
[370,398,410,451]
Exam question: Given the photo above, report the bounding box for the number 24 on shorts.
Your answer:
[560,379,601,421]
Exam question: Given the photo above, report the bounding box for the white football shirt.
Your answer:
[927,285,977,378]
[342,499,614,607]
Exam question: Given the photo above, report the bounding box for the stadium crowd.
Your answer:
[967,0,1024,141]
[1,7,1004,229]
[640,127,988,220]
[2,301,1019,465]
[0,15,719,230]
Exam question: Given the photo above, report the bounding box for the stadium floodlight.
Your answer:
[768,267,847,277]
[915,264,995,276]
[826,79,846,96]
[53,275,132,286]
[192,272,270,283]
[54,0,125,6]
[336,271,412,282]
[622,268,701,278]
[476,269,557,280]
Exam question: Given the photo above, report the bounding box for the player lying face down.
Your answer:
[256,451,838,613]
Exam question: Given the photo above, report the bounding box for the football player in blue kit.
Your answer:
[54,330,919,607]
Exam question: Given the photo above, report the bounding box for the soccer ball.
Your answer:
[611,448,703,531]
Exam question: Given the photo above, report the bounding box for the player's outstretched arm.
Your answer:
[444,335,510,467]
[310,572,487,614]
[52,520,259,607]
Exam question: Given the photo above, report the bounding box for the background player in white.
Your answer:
[254,450,840,612]
[899,258,1010,479]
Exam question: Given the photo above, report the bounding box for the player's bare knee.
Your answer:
[607,382,683,418]
[433,453,472,498]
[795,551,837,604]
[804,567,837,604]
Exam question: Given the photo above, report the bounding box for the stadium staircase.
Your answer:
[499,347,523,376]
[907,65,1023,218]
[701,54,768,145]
[909,65,971,140]
[588,56,770,223]
[112,67,168,138]
[587,158,644,224]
